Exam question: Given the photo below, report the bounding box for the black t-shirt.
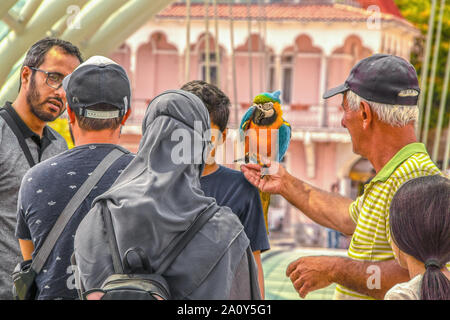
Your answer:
[200,165,270,253]
[16,144,134,300]
[2,102,56,160]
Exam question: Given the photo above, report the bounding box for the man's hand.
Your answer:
[286,256,336,299]
[240,161,285,194]
[286,255,410,300]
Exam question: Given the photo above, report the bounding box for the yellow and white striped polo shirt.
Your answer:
[334,143,441,300]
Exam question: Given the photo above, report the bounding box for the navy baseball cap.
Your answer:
[323,54,420,106]
[63,56,131,119]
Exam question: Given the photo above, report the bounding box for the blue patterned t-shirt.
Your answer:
[15,144,134,300]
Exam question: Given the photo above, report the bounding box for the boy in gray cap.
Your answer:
[15,56,134,300]
[241,54,443,300]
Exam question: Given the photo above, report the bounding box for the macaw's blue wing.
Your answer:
[239,105,255,131]
[239,106,256,143]
[277,121,291,162]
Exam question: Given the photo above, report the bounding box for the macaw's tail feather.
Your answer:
[259,190,271,234]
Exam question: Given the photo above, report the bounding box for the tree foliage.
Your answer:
[395,0,450,129]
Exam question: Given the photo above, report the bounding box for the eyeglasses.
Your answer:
[29,67,65,89]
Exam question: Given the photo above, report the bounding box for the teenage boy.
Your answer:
[181,80,270,298]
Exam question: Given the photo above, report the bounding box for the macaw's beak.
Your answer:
[254,108,265,122]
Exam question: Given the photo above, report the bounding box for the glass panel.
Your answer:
[201,65,218,86]
[200,52,218,63]
[282,67,292,104]
[210,65,217,86]
[9,0,27,15]
[282,55,293,64]
[0,21,10,42]
[268,66,275,92]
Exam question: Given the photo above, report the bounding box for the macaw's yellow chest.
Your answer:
[245,122,281,161]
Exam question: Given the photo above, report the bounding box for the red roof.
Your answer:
[157,2,409,25]
[357,0,403,18]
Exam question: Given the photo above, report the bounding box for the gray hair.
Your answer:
[346,90,418,127]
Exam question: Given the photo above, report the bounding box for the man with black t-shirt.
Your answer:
[0,38,82,299]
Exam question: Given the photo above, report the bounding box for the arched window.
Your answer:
[281,54,294,104]
[200,52,219,86]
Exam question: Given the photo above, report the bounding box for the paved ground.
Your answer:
[261,235,348,300]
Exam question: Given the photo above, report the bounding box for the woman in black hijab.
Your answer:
[74,90,261,299]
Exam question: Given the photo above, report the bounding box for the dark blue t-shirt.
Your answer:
[200,165,270,253]
[15,144,134,300]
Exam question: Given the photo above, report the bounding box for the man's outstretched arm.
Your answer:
[241,163,355,236]
[286,255,410,300]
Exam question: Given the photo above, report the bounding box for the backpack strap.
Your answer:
[103,202,219,276]
[155,203,219,274]
[102,204,124,274]
[0,108,36,168]
[31,148,125,274]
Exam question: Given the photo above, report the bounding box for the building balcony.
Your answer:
[124,99,347,136]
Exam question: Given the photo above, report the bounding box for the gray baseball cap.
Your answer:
[323,54,420,106]
[62,56,131,119]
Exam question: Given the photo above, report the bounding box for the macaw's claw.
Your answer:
[234,153,269,169]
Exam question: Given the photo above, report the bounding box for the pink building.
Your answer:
[111,0,419,244]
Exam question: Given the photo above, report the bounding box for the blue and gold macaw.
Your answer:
[239,90,291,232]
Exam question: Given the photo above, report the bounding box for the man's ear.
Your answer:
[219,128,228,146]
[121,108,132,125]
[360,101,373,129]
[66,105,76,124]
[20,66,32,90]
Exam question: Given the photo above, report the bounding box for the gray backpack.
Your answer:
[74,203,218,300]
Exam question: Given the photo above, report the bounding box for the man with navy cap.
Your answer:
[15,56,135,300]
[241,54,442,300]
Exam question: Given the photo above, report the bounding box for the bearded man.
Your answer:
[0,37,82,299]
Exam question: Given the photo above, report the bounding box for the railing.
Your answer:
[227,104,344,130]
[125,99,345,131]
[126,98,150,126]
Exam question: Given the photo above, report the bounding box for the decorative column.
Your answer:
[318,53,328,127]
[275,53,282,94]
[339,178,352,198]
[304,132,316,179]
